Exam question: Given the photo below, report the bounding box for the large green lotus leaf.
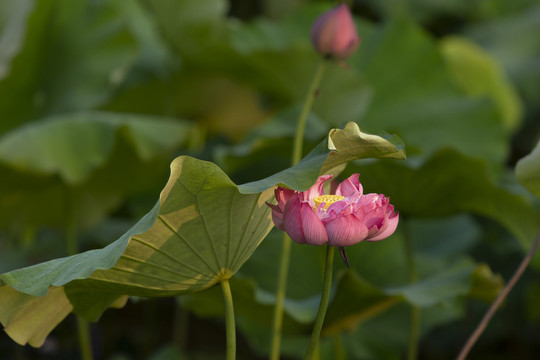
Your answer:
[339,300,463,360]
[0,156,275,346]
[348,149,540,259]
[0,157,274,298]
[0,111,192,184]
[0,285,128,347]
[385,258,475,306]
[440,36,522,131]
[104,3,374,135]
[0,111,195,235]
[0,286,72,347]
[339,263,502,359]
[238,121,405,194]
[351,19,509,165]
[465,4,540,108]
[0,0,138,134]
[516,140,540,200]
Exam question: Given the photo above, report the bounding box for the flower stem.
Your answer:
[270,233,292,360]
[221,278,236,360]
[304,245,335,360]
[404,230,420,360]
[456,228,540,360]
[270,59,327,360]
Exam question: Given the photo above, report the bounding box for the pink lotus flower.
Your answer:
[267,174,398,256]
[311,4,360,60]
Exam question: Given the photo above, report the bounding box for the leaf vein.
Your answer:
[157,215,221,275]
[230,193,261,271]
[119,254,214,281]
[236,193,272,268]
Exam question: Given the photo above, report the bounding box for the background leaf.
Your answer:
[0,111,195,237]
[516,140,540,200]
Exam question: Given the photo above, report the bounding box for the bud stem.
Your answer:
[270,59,327,360]
[404,221,420,360]
[292,60,327,165]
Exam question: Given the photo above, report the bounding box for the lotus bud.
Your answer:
[310,4,360,60]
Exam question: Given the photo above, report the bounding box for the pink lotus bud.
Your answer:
[310,4,360,60]
[266,174,398,263]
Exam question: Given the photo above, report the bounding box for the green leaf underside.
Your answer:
[0,157,274,297]
[0,286,72,347]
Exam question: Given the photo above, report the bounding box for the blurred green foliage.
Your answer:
[0,0,540,359]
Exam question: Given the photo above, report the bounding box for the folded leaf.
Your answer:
[238,121,405,194]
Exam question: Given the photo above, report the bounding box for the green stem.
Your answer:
[304,245,335,360]
[408,306,420,360]
[270,233,292,360]
[270,59,327,360]
[292,60,327,165]
[404,230,420,360]
[221,279,236,360]
[77,317,94,360]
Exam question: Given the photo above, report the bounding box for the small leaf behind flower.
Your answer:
[238,121,406,194]
[516,140,540,201]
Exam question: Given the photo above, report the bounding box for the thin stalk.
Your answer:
[64,186,94,360]
[270,233,292,360]
[270,59,327,360]
[221,279,236,360]
[304,245,335,360]
[292,60,327,165]
[404,230,420,360]
[456,228,540,360]
[77,318,93,360]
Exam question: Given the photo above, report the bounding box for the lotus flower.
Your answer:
[311,4,360,60]
[267,174,398,265]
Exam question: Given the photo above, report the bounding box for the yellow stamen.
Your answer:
[313,195,345,210]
